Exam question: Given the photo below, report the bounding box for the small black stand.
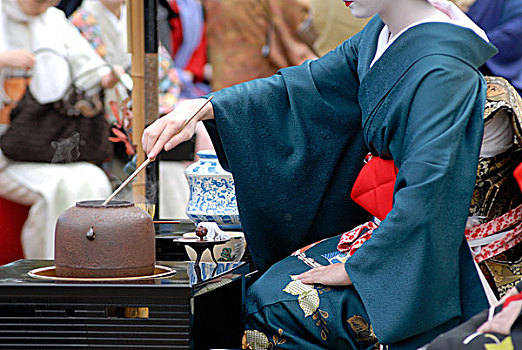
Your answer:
[173,237,230,282]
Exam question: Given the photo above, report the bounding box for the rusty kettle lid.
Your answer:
[75,200,134,208]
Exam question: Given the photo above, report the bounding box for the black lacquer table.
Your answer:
[0,259,249,349]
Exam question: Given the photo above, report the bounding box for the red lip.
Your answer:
[344,1,353,7]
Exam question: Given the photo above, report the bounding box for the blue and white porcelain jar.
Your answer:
[185,150,241,228]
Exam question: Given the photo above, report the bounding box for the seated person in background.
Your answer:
[71,0,181,189]
[202,0,318,91]
[162,0,211,99]
[465,76,522,299]
[423,161,522,350]
[71,0,183,118]
[0,0,120,260]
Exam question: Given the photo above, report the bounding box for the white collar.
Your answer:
[370,0,489,68]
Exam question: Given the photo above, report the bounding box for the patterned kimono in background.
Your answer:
[468,76,522,298]
[424,169,522,350]
[167,0,212,99]
[202,0,317,91]
[204,15,497,349]
[70,3,181,116]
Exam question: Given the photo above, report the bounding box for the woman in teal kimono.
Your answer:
[142,0,498,348]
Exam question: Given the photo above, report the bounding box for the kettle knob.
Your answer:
[86,226,96,241]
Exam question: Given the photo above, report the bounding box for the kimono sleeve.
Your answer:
[204,37,361,172]
[344,57,489,345]
[203,36,371,271]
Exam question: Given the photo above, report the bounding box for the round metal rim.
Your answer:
[27,265,176,281]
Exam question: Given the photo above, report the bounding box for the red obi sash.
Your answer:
[350,154,397,221]
[338,154,397,254]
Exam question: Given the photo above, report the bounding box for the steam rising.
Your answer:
[51,132,80,163]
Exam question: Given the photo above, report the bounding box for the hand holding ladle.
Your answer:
[102,96,214,206]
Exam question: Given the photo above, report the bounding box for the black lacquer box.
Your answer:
[0,259,249,349]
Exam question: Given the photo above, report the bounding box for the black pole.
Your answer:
[144,0,159,219]
[144,0,158,54]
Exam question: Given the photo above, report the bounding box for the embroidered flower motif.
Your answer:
[271,329,287,347]
[283,276,330,341]
[313,309,330,341]
[283,276,320,317]
[347,315,379,346]
[244,330,271,349]
[243,329,287,349]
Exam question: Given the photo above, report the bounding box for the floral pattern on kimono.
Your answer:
[243,235,379,350]
[467,76,522,298]
[423,305,520,350]
[347,315,379,348]
[70,11,107,57]
[243,329,288,349]
[243,270,378,349]
[483,336,514,350]
[283,276,330,340]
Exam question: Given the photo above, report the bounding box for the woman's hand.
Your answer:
[142,98,214,160]
[101,65,125,89]
[0,50,35,70]
[296,263,352,286]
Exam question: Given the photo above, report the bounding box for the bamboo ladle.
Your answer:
[101,96,214,206]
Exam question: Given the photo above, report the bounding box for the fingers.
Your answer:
[150,121,184,158]
[143,100,209,159]
[22,52,35,70]
[1,50,35,70]
[113,65,125,76]
[101,71,119,89]
[142,120,166,160]
[296,266,328,285]
[16,50,35,70]
[142,113,195,160]
[296,263,352,286]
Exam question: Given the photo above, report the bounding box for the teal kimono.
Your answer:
[204,16,498,349]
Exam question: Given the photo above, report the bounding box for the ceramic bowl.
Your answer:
[182,231,246,262]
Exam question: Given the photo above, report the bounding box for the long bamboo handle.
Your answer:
[102,158,151,206]
[178,95,213,133]
[101,96,214,206]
